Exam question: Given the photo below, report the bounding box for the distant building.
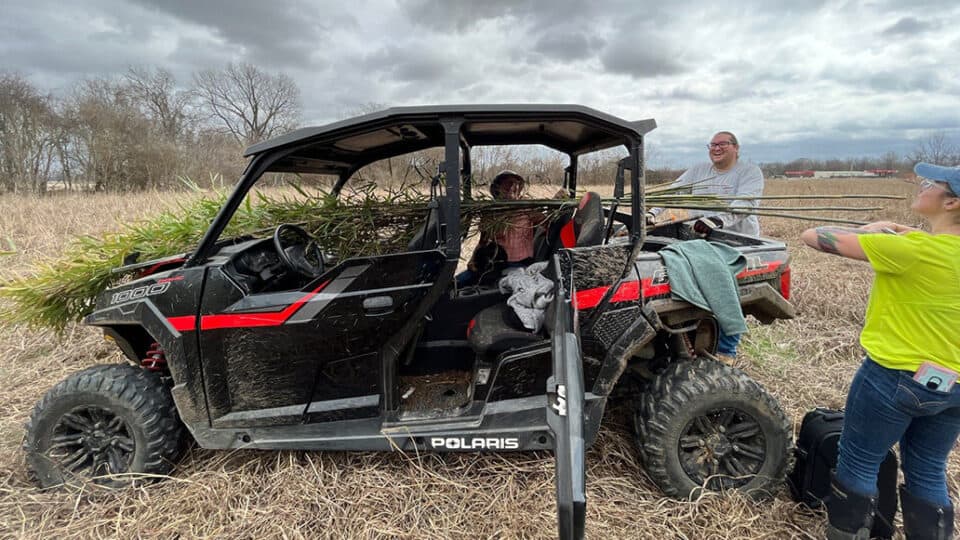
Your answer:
[783,169,899,179]
[813,171,862,178]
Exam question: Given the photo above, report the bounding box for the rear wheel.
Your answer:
[634,357,792,500]
[24,364,184,488]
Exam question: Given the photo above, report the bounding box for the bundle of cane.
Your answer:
[0,181,902,330]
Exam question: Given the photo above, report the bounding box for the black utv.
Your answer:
[25,105,796,539]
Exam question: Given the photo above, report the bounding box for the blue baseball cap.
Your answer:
[914,162,960,196]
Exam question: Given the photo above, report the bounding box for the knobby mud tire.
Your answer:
[634,357,793,500]
[24,364,184,488]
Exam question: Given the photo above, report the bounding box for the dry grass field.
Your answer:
[1,178,957,539]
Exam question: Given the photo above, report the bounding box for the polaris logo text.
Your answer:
[110,282,171,305]
[430,437,520,450]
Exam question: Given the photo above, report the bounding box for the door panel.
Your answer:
[198,251,448,427]
[546,255,587,540]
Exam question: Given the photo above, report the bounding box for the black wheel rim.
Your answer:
[678,407,765,490]
[47,406,135,481]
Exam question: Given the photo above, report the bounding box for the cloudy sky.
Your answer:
[3,0,958,167]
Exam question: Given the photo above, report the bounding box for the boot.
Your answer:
[900,485,954,540]
[824,474,876,540]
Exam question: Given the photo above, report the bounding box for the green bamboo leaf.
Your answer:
[289,182,311,199]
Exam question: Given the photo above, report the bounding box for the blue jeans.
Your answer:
[455,269,478,287]
[836,357,960,507]
[717,330,741,356]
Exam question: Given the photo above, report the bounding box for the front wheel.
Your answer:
[24,364,184,488]
[634,358,792,500]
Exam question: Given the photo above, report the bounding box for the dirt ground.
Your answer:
[0,178,957,539]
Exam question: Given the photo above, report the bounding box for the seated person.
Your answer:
[456,170,547,287]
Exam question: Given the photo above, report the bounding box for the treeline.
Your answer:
[3,63,957,195]
[0,64,300,194]
[759,133,959,178]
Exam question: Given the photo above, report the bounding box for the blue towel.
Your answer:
[659,239,748,335]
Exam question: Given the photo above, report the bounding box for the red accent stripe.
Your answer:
[613,280,641,302]
[570,261,787,311]
[573,287,606,310]
[779,267,791,301]
[200,280,330,330]
[466,318,476,338]
[139,257,187,278]
[199,311,294,330]
[167,315,196,332]
[166,280,330,332]
[560,221,577,248]
[574,280,642,310]
[641,278,671,298]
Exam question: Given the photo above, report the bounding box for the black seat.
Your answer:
[569,191,604,247]
[467,195,602,357]
[408,205,441,251]
[534,192,604,261]
[467,304,543,357]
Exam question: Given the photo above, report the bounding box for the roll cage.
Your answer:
[187,105,656,277]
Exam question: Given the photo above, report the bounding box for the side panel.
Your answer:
[194,252,447,427]
[486,344,553,402]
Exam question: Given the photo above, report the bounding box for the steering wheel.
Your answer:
[273,224,324,278]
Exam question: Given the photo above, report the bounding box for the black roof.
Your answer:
[244,104,656,176]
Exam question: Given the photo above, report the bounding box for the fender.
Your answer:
[592,304,658,396]
[85,265,209,428]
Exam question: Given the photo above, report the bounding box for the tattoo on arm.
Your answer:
[815,227,865,255]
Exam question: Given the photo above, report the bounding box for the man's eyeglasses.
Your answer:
[707,141,735,149]
[920,178,958,197]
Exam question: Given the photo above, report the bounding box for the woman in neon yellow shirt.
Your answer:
[801,162,960,540]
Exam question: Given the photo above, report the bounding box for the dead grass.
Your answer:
[1,178,957,539]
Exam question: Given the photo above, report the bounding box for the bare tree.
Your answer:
[879,150,901,171]
[59,77,180,191]
[124,66,193,140]
[192,63,301,146]
[0,72,57,194]
[909,131,958,166]
[178,127,247,187]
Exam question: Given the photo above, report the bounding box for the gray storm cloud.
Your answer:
[2,0,958,166]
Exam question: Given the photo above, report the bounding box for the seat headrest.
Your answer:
[573,192,604,247]
[408,207,441,251]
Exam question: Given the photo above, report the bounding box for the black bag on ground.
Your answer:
[788,407,898,538]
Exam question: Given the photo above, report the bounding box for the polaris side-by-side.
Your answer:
[25,105,796,539]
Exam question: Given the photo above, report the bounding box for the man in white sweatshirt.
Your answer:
[650,131,764,235]
[648,131,765,356]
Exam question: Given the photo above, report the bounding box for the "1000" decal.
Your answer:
[110,282,171,305]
